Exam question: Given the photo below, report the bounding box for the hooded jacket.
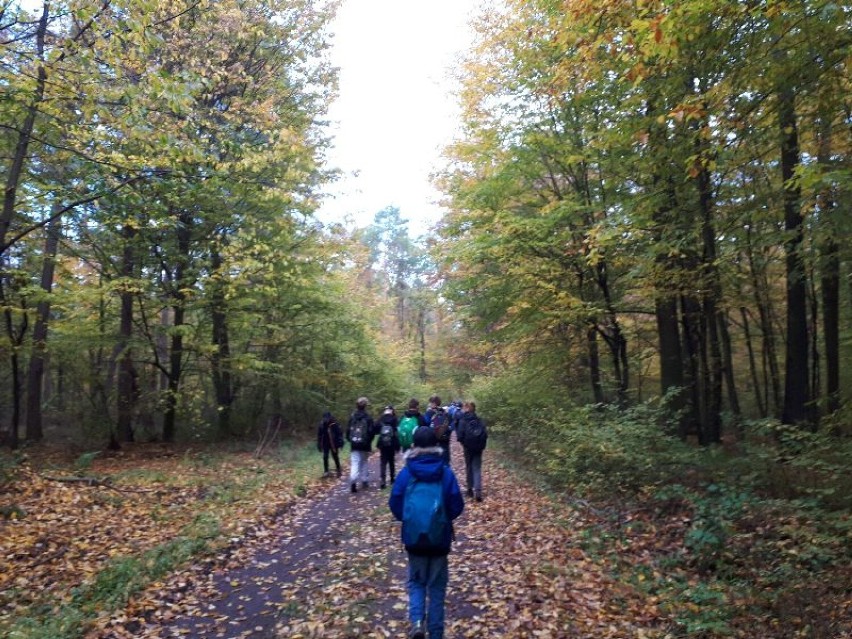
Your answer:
[388,447,465,556]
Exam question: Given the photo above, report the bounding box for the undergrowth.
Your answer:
[475,371,851,637]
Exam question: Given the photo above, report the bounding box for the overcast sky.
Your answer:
[316,0,481,236]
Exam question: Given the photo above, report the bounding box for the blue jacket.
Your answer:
[389,448,465,556]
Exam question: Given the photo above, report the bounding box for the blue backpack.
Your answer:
[402,472,449,553]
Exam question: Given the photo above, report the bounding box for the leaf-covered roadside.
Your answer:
[273,459,667,638]
[0,443,321,639]
[91,443,667,639]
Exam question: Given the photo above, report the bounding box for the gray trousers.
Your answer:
[463,449,483,495]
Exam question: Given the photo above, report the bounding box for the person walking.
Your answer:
[346,397,375,493]
[423,395,441,425]
[376,404,400,489]
[316,411,343,478]
[457,401,487,502]
[389,426,465,639]
[398,398,427,452]
[429,404,453,466]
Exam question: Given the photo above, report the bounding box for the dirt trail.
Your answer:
[92,443,663,638]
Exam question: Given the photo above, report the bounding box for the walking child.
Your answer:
[397,398,427,452]
[389,426,465,639]
[457,401,487,502]
[376,404,400,489]
[316,411,343,477]
[346,397,375,493]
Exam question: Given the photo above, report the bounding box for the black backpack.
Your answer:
[378,421,396,448]
[463,416,487,452]
[349,413,369,445]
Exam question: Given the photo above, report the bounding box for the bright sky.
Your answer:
[317,0,481,236]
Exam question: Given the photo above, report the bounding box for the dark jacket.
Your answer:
[389,447,465,556]
[317,413,343,453]
[346,408,375,452]
[376,413,400,451]
[457,411,487,452]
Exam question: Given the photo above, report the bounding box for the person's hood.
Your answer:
[405,448,445,481]
[403,409,421,418]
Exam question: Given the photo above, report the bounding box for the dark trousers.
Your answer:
[439,440,451,466]
[323,448,341,474]
[379,447,396,485]
[463,449,483,496]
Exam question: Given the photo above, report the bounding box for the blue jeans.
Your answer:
[407,553,448,639]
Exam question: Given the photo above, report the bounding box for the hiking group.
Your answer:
[315,395,489,639]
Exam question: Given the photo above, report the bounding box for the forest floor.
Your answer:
[2,440,850,638]
[85,441,664,639]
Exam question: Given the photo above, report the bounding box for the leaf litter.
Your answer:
[81,442,664,639]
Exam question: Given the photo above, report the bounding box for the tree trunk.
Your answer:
[816,115,840,414]
[745,223,782,415]
[822,240,840,413]
[117,224,136,443]
[1,284,22,450]
[740,307,766,417]
[418,306,427,382]
[210,248,234,439]
[777,84,811,427]
[595,260,628,402]
[25,210,61,441]
[587,324,605,404]
[719,311,741,419]
[680,293,705,442]
[162,210,192,443]
[696,143,722,444]
[0,3,48,255]
[647,97,692,436]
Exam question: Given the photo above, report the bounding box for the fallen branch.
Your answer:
[254,414,283,459]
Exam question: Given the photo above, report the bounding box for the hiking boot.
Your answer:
[380,482,387,490]
[466,489,474,498]
[475,492,483,502]
[350,482,357,493]
[336,469,342,478]
[408,621,425,639]
[362,481,369,489]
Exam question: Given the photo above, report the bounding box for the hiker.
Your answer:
[457,401,487,502]
[398,398,428,453]
[429,404,453,466]
[376,404,401,489]
[346,397,376,493]
[449,400,463,432]
[316,411,343,477]
[389,426,465,639]
[423,395,441,425]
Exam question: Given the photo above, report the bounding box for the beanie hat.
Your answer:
[413,425,438,448]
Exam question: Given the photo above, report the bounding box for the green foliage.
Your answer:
[474,365,699,496]
[73,451,101,473]
[0,451,24,485]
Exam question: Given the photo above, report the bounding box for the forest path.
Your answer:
[90,443,663,638]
